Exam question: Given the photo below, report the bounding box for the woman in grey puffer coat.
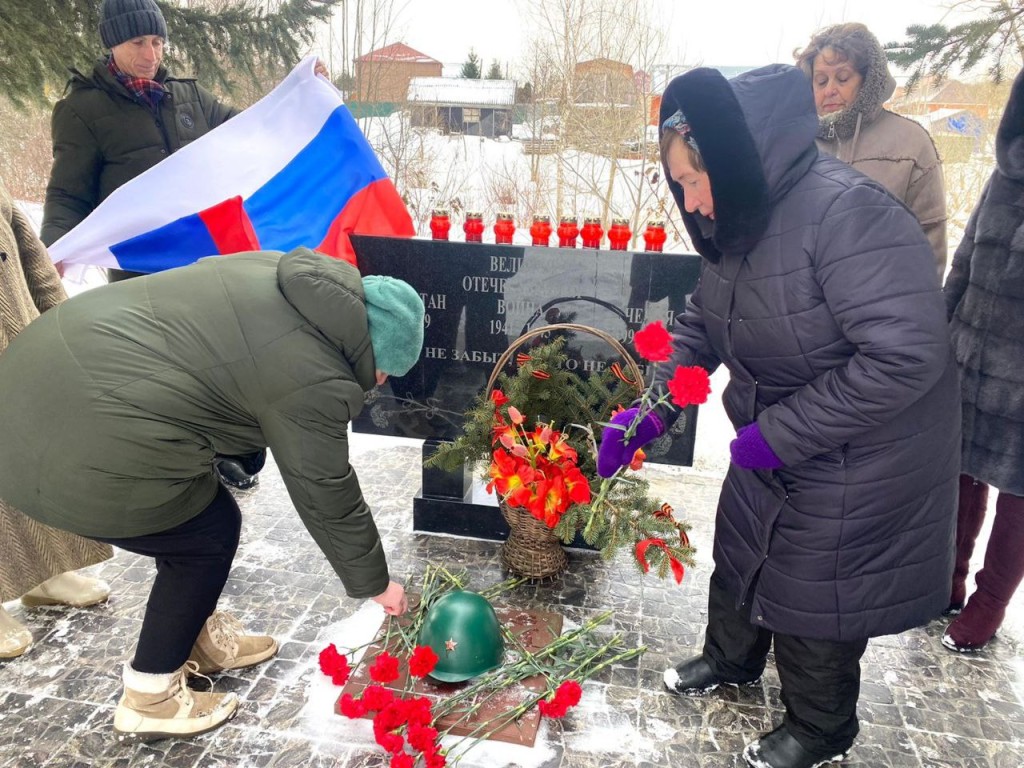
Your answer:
[599,64,958,768]
[795,22,948,277]
[941,66,1024,654]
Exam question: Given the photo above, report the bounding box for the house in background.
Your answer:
[351,43,442,115]
[408,77,517,137]
[890,77,993,163]
[569,58,652,156]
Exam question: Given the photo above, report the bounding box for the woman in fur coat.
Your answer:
[795,22,948,278]
[942,66,1024,653]
[0,180,112,659]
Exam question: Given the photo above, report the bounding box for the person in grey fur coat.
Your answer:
[941,66,1024,654]
[795,23,948,278]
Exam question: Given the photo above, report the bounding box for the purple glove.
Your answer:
[730,423,784,470]
[597,408,664,478]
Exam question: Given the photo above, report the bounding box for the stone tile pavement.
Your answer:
[1,435,1023,767]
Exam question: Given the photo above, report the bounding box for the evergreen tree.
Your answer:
[887,3,1024,88]
[486,60,503,79]
[0,0,340,106]
[460,48,482,79]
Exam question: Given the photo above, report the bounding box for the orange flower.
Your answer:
[562,466,592,505]
[629,448,646,471]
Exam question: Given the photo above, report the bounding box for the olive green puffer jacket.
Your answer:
[0,248,389,599]
[41,59,238,247]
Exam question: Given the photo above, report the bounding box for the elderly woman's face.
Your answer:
[666,137,714,221]
[111,35,165,80]
[812,47,863,117]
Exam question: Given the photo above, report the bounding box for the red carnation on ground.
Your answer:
[338,693,367,718]
[633,321,673,362]
[361,684,395,711]
[666,365,711,408]
[318,643,351,685]
[369,651,401,684]
[409,645,439,678]
[408,723,440,752]
[390,753,414,768]
[538,679,583,718]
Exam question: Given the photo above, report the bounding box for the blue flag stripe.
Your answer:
[110,214,219,272]
[245,105,388,252]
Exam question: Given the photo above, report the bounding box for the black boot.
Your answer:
[663,655,761,696]
[743,725,849,767]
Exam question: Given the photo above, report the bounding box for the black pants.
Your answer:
[93,484,242,674]
[702,571,868,754]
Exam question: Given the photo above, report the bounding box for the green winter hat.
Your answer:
[362,275,425,377]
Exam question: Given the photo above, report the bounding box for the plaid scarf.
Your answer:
[107,56,165,110]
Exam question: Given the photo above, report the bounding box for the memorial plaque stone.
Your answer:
[350,235,702,541]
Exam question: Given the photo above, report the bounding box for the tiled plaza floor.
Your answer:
[2,435,1023,767]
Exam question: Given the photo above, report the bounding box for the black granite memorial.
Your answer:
[350,234,702,542]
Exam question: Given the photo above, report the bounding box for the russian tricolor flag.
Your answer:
[48,56,413,272]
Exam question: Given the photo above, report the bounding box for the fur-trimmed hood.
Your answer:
[659,64,818,260]
[816,26,897,141]
[996,66,1024,181]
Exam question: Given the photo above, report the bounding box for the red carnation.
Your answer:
[538,679,583,718]
[403,695,434,727]
[408,723,440,752]
[318,643,346,677]
[369,651,401,684]
[390,753,414,768]
[666,365,711,408]
[331,662,351,686]
[555,680,582,706]
[633,321,673,362]
[424,751,447,768]
[409,645,439,678]
[361,684,395,711]
[338,693,367,719]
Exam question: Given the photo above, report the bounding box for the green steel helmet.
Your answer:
[417,590,505,683]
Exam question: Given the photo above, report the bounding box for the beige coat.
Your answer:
[817,111,947,278]
[0,181,112,601]
[814,30,947,278]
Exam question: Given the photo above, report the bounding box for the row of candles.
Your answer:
[427,210,668,252]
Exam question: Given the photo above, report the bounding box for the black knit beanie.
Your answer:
[99,0,167,49]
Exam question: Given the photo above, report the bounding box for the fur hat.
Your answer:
[99,0,167,49]
[362,276,425,377]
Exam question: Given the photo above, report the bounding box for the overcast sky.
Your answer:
[316,0,986,79]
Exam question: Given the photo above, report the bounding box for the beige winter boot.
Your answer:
[113,661,238,740]
[21,571,110,608]
[187,611,278,675]
[0,606,32,659]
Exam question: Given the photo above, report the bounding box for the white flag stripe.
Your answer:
[50,56,342,267]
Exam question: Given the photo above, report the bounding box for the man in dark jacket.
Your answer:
[601,65,958,768]
[41,0,238,275]
[0,247,423,738]
[41,0,331,489]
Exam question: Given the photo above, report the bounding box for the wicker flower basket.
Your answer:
[500,502,568,579]
[487,323,644,580]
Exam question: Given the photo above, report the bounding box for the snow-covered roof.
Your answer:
[407,77,516,106]
[355,43,440,64]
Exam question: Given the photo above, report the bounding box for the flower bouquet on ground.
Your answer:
[427,323,710,581]
[321,565,646,767]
